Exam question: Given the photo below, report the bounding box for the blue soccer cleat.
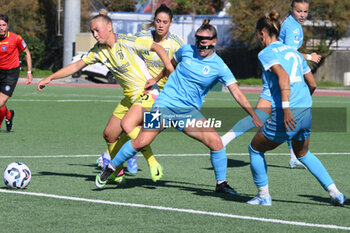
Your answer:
[247,195,272,206]
[331,193,347,207]
[96,151,110,168]
[127,155,138,175]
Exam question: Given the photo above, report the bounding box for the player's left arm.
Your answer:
[303,71,317,95]
[22,48,33,85]
[145,58,177,89]
[227,83,263,127]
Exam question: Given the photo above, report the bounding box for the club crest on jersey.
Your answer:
[1,45,7,51]
[202,65,210,74]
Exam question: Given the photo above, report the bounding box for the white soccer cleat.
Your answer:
[289,158,306,169]
[247,195,272,206]
[331,193,347,207]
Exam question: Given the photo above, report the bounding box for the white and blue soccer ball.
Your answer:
[3,162,31,189]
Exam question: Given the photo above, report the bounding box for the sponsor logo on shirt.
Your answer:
[202,65,210,74]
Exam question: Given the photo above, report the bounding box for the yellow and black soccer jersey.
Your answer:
[82,33,154,102]
[135,30,184,89]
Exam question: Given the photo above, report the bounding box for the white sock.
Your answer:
[217,180,225,185]
[258,185,270,198]
[107,163,116,171]
[290,148,297,160]
[221,130,236,147]
[327,183,341,199]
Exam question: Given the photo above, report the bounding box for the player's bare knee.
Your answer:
[102,130,115,143]
[207,135,223,151]
[132,137,149,151]
[121,119,134,134]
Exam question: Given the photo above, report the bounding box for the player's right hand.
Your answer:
[145,79,157,89]
[37,78,50,91]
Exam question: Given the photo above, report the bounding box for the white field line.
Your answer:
[10,98,121,103]
[0,152,350,159]
[10,97,350,104]
[0,189,349,231]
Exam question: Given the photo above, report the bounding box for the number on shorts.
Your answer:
[140,93,149,101]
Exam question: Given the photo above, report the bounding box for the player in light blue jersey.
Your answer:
[279,0,321,62]
[246,11,346,206]
[95,19,263,194]
[221,0,321,169]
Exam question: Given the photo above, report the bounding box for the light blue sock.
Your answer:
[111,140,138,168]
[210,148,227,181]
[287,139,292,149]
[298,151,334,190]
[232,109,269,138]
[249,143,268,187]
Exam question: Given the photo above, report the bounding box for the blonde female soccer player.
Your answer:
[37,11,173,182]
[97,5,184,181]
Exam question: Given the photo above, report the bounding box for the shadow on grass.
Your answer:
[298,194,349,207]
[36,166,335,206]
[205,158,293,170]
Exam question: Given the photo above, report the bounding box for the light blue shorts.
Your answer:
[259,86,273,102]
[151,104,204,131]
[262,108,312,143]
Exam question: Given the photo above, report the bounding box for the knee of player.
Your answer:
[121,118,134,134]
[207,135,223,151]
[132,137,150,151]
[102,130,115,143]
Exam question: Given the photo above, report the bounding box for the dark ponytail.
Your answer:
[256,10,281,38]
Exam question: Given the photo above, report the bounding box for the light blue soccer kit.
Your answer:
[249,42,334,190]
[229,15,305,146]
[112,44,237,181]
[259,42,311,142]
[279,15,304,49]
[261,15,304,104]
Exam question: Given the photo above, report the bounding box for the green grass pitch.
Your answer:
[0,84,349,232]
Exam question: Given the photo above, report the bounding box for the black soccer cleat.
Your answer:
[215,181,237,195]
[95,165,114,188]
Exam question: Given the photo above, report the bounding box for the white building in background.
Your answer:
[100,12,233,48]
[331,29,350,50]
[303,20,350,50]
[76,12,350,54]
